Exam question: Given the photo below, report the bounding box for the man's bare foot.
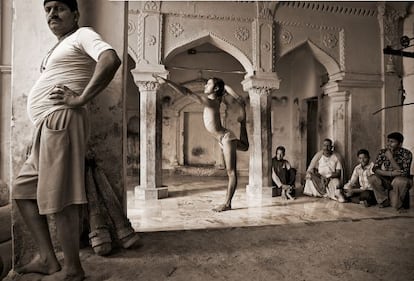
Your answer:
[212,204,231,212]
[42,268,85,281]
[15,254,61,275]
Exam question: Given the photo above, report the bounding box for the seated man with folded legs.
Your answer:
[271,146,296,200]
[343,149,377,207]
[304,138,346,202]
[368,132,412,212]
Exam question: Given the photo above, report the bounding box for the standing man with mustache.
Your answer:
[11,1,121,280]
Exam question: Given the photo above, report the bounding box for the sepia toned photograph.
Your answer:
[0,1,413,280]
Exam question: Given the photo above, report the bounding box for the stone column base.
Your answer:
[246,184,274,199]
[134,186,168,200]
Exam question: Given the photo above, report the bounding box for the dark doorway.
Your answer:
[306,97,318,167]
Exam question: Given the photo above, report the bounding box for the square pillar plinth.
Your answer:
[246,184,274,199]
[135,185,168,200]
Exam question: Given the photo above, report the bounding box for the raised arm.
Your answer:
[153,74,206,105]
[224,84,245,106]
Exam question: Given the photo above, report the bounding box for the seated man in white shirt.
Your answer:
[343,149,377,207]
[304,138,346,202]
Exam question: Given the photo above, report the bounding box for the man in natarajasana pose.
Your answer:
[154,75,249,212]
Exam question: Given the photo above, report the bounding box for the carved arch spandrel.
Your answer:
[277,39,341,77]
[164,32,254,75]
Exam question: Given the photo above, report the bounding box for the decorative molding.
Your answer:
[128,20,136,36]
[323,33,337,48]
[378,4,406,73]
[147,35,156,46]
[257,2,274,20]
[129,9,140,15]
[128,45,139,62]
[136,13,149,64]
[280,1,377,17]
[167,31,252,68]
[136,81,160,91]
[169,22,184,38]
[262,41,271,52]
[165,12,254,23]
[275,20,342,31]
[0,65,11,74]
[339,29,346,71]
[235,26,250,41]
[144,1,160,12]
[280,28,292,45]
[249,87,272,97]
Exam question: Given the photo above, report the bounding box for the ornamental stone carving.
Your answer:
[235,27,250,41]
[136,81,160,91]
[262,41,271,52]
[147,35,156,46]
[280,29,292,45]
[128,20,136,36]
[144,1,159,11]
[323,33,337,48]
[169,22,184,37]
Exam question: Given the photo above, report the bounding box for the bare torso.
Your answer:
[203,97,226,140]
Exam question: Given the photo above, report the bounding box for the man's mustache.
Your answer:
[48,16,61,23]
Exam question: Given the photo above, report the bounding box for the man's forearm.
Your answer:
[79,49,121,105]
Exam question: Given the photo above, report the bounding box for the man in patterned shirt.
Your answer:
[368,132,413,211]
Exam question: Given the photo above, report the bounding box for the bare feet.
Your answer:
[15,254,61,275]
[213,204,231,212]
[41,268,85,281]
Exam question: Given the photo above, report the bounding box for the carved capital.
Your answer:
[242,72,280,92]
[248,87,273,97]
[136,81,160,91]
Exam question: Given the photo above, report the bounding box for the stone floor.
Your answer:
[6,175,414,281]
[127,175,414,232]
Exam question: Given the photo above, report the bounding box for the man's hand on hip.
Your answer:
[49,84,84,107]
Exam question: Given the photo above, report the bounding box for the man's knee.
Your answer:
[392,177,412,190]
[226,169,237,178]
[368,174,381,187]
[328,178,340,189]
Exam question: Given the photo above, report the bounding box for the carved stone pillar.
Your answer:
[129,1,168,199]
[329,91,350,168]
[133,80,167,200]
[242,73,279,198]
[377,3,406,141]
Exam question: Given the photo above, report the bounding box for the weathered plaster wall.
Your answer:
[11,0,125,266]
[0,0,12,184]
[275,2,381,74]
[274,44,330,177]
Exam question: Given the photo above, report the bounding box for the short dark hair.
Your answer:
[210,77,225,97]
[44,0,78,11]
[323,138,333,146]
[387,132,404,144]
[276,146,286,154]
[357,149,370,157]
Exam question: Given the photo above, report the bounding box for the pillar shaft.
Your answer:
[134,80,167,200]
[242,73,279,198]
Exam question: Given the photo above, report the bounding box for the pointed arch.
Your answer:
[164,32,254,75]
[278,40,341,78]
